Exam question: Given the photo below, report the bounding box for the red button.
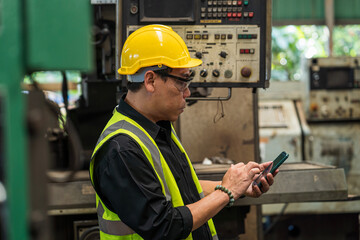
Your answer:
[245,49,250,54]
[232,13,237,17]
[237,12,242,17]
[249,12,254,17]
[240,49,245,53]
[238,0,242,5]
[227,12,232,17]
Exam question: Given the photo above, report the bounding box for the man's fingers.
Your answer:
[249,167,261,176]
[252,185,262,197]
[272,169,279,177]
[260,178,270,193]
[245,161,260,171]
[266,173,275,186]
[260,161,273,171]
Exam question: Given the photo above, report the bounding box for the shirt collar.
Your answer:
[116,94,172,140]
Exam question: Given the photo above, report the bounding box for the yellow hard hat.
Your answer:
[118,25,202,75]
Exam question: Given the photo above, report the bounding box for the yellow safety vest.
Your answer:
[89,109,218,240]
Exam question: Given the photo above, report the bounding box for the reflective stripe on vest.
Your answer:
[95,119,171,201]
[97,203,135,236]
[90,111,218,239]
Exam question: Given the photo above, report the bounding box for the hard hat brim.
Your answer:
[118,58,202,75]
[175,58,203,69]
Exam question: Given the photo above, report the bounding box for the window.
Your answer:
[24,71,81,109]
[333,25,360,56]
[271,25,329,81]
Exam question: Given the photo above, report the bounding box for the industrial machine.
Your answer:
[305,57,360,196]
[0,1,352,240]
[258,99,310,163]
[306,57,360,121]
[120,0,272,88]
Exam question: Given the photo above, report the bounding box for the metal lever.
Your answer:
[186,87,232,102]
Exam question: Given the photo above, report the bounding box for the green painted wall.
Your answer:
[273,0,360,24]
[273,0,325,21]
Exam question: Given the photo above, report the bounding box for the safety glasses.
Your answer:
[154,71,193,92]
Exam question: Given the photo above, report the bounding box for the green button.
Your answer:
[244,1,249,5]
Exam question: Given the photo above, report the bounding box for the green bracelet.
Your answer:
[215,185,235,207]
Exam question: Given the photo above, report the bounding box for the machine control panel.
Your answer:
[127,25,261,86]
[307,57,360,121]
[121,0,271,88]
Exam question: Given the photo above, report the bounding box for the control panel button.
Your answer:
[224,70,233,78]
[130,4,138,14]
[241,67,252,78]
[194,34,202,40]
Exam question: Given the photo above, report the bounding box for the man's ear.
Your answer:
[144,71,156,92]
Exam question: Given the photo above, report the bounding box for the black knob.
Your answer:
[212,69,220,77]
[190,70,196,78]
[219,51,228,58]
[200,69,208,78]
[195,52,203,59]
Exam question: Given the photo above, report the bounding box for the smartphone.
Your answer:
[270,151,289,174]
[253,151,289,189]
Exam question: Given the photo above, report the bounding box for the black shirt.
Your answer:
[92,97,212,240]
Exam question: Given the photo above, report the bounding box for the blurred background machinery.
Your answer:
[258,56,360,240]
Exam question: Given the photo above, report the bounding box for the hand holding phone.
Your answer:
[253,151,289,189]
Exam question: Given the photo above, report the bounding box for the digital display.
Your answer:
[140,0,195,22]
[326,69,351,89]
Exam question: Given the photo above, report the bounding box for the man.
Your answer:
[90,24,276,240]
